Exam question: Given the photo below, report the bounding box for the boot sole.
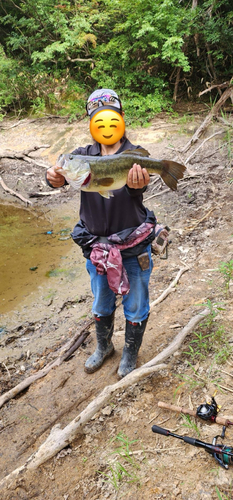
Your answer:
[84,347,115,374]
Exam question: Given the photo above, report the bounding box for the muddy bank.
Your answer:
[0,113,233,499]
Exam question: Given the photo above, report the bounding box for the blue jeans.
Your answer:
[86,244,153,323]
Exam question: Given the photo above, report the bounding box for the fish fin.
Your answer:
[98,190,114,199]
[122,148,150,157]
[66,178,83,190]
[160,160,186,191]
[66,171,90,190]
[97,177,114,187]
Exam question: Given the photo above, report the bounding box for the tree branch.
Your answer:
[181,85,233,153]
[0,176,33,205]
[0,145,51,168]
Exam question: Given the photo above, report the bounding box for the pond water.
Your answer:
[0,203,86,316]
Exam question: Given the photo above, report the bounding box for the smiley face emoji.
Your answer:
[90,109,125,145]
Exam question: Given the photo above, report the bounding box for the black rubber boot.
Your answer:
[84,312,115,373]
[117,317,148,379]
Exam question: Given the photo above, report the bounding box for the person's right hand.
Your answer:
[46,166,66,188]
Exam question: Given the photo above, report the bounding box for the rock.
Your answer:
[102,405,113,416]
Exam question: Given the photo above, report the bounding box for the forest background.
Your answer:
[0,0,232,123]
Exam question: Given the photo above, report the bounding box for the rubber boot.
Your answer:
[117,317,148,379]
[84,312,115,373]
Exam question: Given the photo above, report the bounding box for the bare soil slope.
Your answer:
[0,111,233,499]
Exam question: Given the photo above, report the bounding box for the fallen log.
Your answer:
[0,307,210,487]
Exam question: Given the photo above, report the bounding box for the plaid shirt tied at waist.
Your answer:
[90,222,154,295]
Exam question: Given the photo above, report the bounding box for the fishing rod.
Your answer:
[158,397,233,426]
[152,424,233,469]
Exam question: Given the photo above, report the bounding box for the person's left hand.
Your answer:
[127,163,150,189]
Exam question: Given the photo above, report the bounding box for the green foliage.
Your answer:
[183,300,232,364]
[97,432,141,491]
[180,413,200,437]
[219,260,233,295]
[0,0,232,119]
[215,486,231,500]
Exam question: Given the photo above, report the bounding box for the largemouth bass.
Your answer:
[55,148,186,198]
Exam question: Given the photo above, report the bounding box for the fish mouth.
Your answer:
[102,134,113,139]
[81,172,91,186]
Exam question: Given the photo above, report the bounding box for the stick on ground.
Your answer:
[0,307,210,487]
[0,176,33,206]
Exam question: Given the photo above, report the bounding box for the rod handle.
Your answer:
[158,401,196,417]
[158,401,233,426]
[152,425,170,437]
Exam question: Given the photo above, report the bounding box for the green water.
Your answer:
[0,204,80,314]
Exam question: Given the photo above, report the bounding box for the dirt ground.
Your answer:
[0,108,233,499]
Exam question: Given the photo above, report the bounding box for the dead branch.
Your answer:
[198,81,230,97]
[0,320,94,410]
[181,85,233,153]
[0,302,118,409]
[150,266,189,308]
[0,175,33,206]
[144,187,170,201]
[185,207,216,232]
[185,130,225,164]
[0,268,189,408]
[28,191,61,197]
[66,55,95,63]
[0,308,210,486]
[0,364,166,486]
[214,384,233,394]
[0,144,51,168]
[216,116,233,128]
[143,307,210,368]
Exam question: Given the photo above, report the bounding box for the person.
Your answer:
[46,88,157,378]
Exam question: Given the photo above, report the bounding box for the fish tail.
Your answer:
[160,160,186,191]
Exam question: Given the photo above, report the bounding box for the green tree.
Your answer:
[0,0,232,120]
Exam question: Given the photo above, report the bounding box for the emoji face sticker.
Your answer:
[90,109,125,145]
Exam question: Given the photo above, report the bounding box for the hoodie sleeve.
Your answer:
[125,185,147,197]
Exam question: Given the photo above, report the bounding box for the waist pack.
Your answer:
[151,224,171,259]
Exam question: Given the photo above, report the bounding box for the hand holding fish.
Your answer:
[47,166,66,188]
[55,148,186,198]
[127,163,150,189]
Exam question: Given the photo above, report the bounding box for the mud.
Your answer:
[0,111,233,499]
